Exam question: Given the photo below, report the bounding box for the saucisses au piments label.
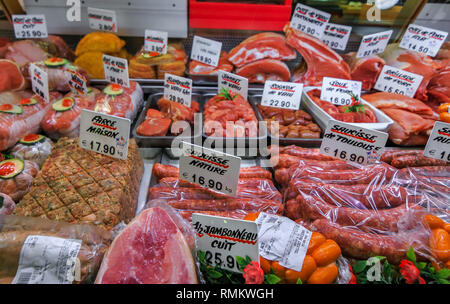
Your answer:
[400,24,448,57]
[320,77,362,106]
[374,65,424,98]
[164,74,192,108]
[261,80,304,111]
[79,110,131,160]
[87,7,117,32]
[12,15,48,39]
[322,23,352,51]
[102,54,130,88]
[320,120,389,166]
[218,71,248,100]
[179,142,241,197]
[29,63,49,103]
[423,121,450,162]
[191,36,222,67]
[356,30,393,58]
[144,29,168,54]
[192,213,259,273]
[290,3,331,39]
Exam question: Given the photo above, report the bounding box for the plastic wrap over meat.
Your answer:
[0,193,15,215]
[10,135,53,168]
[0,160,38,202]
[270,145,449,265]
[41,88,102,139]
[0,214,112,284]
[148,163,283,222]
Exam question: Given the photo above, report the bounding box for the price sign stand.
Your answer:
[423,122,450,162]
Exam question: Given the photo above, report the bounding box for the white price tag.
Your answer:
[191,36,222,67]
[290,3,331,39]
[87,7,117,32]
[423,122,450,162]
[67,70,88,95]
[218,71,248,100]
[356,30,393,58]
[102,54,130,88]
[320,120,388,166]
[79,109,131,160]
[193,214,258,273]
[322,23,352,51]
[374,65,424,97]
[29,63,49,103]
[164,74,192,107]
[144,30,168,54]
[12,236,81,284]
[255,213,311,272]
[400,24,448,57]
[261,80,303,110]
[320,77,362,106]
[12,15,48,39]
[179,142,241,196]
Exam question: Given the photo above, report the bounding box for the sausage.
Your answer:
[391,155,448,169]
[166,198,283,214]
[238,167,273,179]
[293,194,424,233]
[269,145,336,161]
[285,181,412,209]
[311,219,427,264]
[152,163,178,180]
[400,166,450,177]
[158,177,278,191]
[271,154,355,170]
[380,150,422,164]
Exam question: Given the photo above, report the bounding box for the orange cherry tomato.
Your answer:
[285,255,317,283]
[440,112,450,123]
[430,228,450,261]
[307,263,339,284]
[445,260,450,269]
[423,214,446,230]
[444,223,450,234]
[271,261,286,278]
[307,232,326,254]
[311,239,342,266]
[437,103,450,113]
[259,257,271,274]
[243,212,260,222]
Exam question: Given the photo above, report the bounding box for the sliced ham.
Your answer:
[228,32,297,67]
[342,52,385,91]
[284,25,351,86]
[235,59,290,83]
[95,207,198,284]
[0,60,26,93]
[5,40,49,66]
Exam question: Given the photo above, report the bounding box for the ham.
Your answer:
[95,207,198,284]
[0,60,26,93]
[5,40,49,66]
[235,59,290,83]
[228,32,296,67]
[342,52,385,91]
[284,25,351,86]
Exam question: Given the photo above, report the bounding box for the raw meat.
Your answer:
[284,25,351,86]
[0,92,61,151]
[342,52,385,91]
[427,66,450,111]
[228,32,296,67]
[379,44,438,101]
[11,134,53,168]
[40,35,76,61]
[0,60,26,93]
[0,91,33,105]
[5,40,49,66]
[188,51,233,75]
[95,207,198,284]
[0,193,15,215]
[235,59,290,84]
[0,160,38,202]
[0,38,10,58]
[41,88,101,139]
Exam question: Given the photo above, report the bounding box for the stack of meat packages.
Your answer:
[269,145,449,265]
[147,163,284,222]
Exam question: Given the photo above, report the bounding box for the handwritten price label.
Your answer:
[12,15,48,39]
[87,7,117,32]
[423,122,450,162]
[321,77,362,106]
[356,30,393,58]
[322,23,352,51]
[218,71,248,100]
[102,55,129,87]
[290,3,330,39]
[29,63,49,102]
[191,36,222,67]
[164,74,192,107]
[261,80,303,110]
[374,65,423,97]
[400,24,448,57]
[144,30,168,54]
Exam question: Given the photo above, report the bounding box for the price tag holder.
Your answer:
[320,120,388,166]
[87,7,117,32]
[102,54,130,88]
[322,23,352,51]
[261,80,303,110]
[179,142,241,196]
[12,15,48,39]
[374,65,423,97]
[67,70,88,95]
[164,74,192,107]
[29,63,49,103]
[193,213,258,273]
[191,36,222,67]
[144,30,168,54]
[290,3,331,39]
[423,122,450,162]
[218,71,248,100]
[356,30,393,58]
[79,109,130,160]
[320,77,362,106]
[400,24,448,57]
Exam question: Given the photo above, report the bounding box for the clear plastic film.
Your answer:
[0,214,112,284]
[0,160,38,202]
[270,145,450,265]
[0,193,15,215]
[148,163,283,223]
[10,135,53,168]
[40,88,101,139]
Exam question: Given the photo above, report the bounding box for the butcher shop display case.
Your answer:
[0,0,449,289]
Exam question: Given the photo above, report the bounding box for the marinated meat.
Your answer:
[235,59,291,83]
